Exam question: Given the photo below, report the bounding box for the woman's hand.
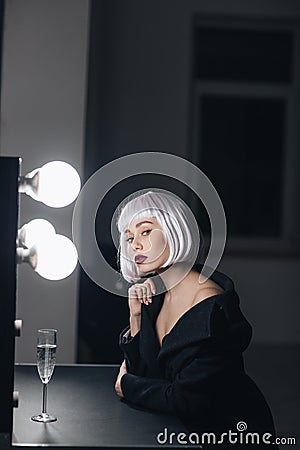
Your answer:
[115,360,127,398]
[128,278,156,317]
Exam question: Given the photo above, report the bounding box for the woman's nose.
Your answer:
[132,237,142,250]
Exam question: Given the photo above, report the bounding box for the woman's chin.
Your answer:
[136,261,159,273]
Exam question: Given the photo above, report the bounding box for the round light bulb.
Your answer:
[35,234,78,280]
[21,219,56,249]
[31,161,81,207]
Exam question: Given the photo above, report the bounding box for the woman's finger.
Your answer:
[128,285,138,298]
[139,285,148,304]
[141,285,148,304]
[141,283,152,304]
[144,282,152,303]
[146,278,156,295]
[134,286,144,303]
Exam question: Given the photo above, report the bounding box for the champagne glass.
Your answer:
[31,329,57,423]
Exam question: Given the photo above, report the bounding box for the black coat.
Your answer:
[119,264,278,448]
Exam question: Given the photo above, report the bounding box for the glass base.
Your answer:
[31,413,57,423]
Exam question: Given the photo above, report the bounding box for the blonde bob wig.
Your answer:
[116,189,201,283]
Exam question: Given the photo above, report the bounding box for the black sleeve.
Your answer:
[119,326,147,375]
[120,342,236,418]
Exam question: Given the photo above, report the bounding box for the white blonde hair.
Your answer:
[116,189,201,282]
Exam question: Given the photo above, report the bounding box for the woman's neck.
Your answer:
[157,262,204,300]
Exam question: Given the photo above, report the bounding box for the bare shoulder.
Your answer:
[192,280,225,306]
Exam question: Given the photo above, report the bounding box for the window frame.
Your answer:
[190,17,300,257]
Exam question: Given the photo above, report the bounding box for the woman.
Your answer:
[114,190,278,447]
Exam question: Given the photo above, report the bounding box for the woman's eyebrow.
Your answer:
[125,220,154,233]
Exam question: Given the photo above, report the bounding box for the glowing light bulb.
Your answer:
[19,161,81,208]
[38,161,81,207]
[35,234,78,281]
[19,219,56,249]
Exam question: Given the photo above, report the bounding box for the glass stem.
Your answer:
[42,383,48,414]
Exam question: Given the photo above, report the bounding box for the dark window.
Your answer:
[198,95,285,238]
[191,19,297,252]
[194,26,294,83]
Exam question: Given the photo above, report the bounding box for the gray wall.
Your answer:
[219,258,300,344]
[0,0,90,362]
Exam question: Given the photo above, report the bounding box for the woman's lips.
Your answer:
[135,255,148,264]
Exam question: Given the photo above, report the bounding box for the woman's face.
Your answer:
[124,216,170,274]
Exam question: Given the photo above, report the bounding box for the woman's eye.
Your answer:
[141,229,151,236]
[125,229,151,243]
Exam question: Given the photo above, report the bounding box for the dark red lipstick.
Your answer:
[135,255,148,264]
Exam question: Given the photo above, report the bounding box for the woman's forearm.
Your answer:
[130,314,141,337]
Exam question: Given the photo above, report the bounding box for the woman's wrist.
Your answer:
[130,314,141,336]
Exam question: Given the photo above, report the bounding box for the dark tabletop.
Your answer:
[13,364,191,449]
